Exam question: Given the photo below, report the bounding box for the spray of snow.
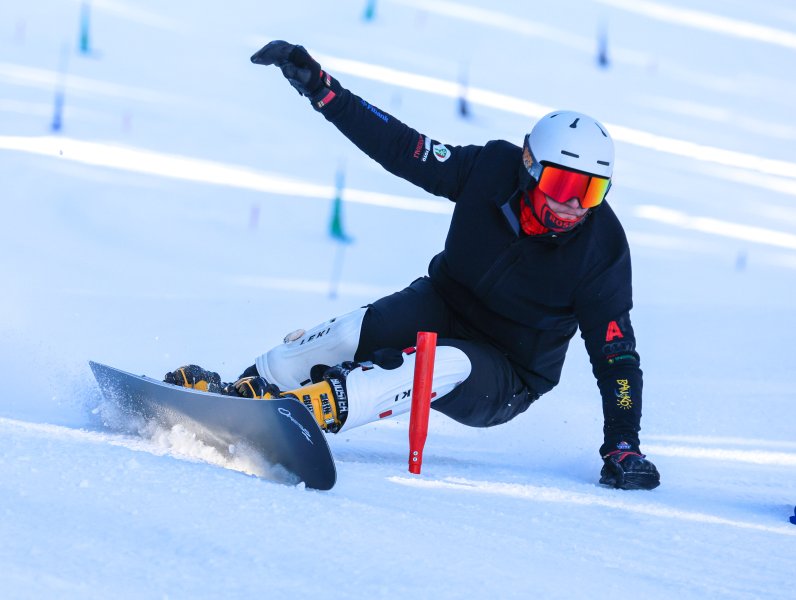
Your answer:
[90,399,300,484]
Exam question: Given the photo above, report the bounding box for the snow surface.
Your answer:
[1,0,795,597]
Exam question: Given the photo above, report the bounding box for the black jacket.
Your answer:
[316,85,644,454]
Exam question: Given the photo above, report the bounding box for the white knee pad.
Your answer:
[255,307,368,389]
[341,345,472,432]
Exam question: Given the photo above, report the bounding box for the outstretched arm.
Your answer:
[580,312,660,491]
[581,311,644,454]
[252,40,480,201]
[575,228,660,491]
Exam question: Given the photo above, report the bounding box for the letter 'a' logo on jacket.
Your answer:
[605,320,624,342]
[433,143,451,162]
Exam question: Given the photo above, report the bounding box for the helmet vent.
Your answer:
[569,118,580,128]
[597,160,610,166]
[561,150,580,158]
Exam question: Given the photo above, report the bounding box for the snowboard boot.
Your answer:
[164,365,225,393]
[230,364,351,433]
[164,364,346,432]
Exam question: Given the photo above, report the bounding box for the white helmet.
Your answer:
[523,110,614,180]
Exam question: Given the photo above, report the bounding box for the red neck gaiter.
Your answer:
[521,187,586,235]
[520,190,549,236]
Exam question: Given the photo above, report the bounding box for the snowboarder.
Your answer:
[166,40,660,491]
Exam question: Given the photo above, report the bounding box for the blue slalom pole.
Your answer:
[363,0,377,21]
[51,43,70,132]
[328,164,353,298]
[79,1,91,54]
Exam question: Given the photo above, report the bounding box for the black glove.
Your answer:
[251,40,334,102]
[600,450,660,490]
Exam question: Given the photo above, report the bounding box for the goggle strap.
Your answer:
[529,161,543,182]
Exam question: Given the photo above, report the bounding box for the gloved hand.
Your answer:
[251,40,334,101]
[600,450,660,490]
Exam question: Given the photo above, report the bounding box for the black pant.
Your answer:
[356,277,537,427]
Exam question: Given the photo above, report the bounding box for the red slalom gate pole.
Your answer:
[408,331,437,474]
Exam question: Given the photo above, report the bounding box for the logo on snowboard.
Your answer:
[278,407,314,444]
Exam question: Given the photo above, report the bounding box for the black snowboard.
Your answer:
[89,361,336,490]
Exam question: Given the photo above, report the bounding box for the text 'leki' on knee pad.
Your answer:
[255,307,368,389]
[341,345,471,431]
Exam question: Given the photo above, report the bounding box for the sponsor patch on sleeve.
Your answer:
[422,136,432,162]
[413,134,424,160]
[413,136,435,162]
[432,143,451,162]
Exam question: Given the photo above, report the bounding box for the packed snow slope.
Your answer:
[1,0,795,598]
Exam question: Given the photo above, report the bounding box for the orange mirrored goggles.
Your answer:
[537,165,611,209]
